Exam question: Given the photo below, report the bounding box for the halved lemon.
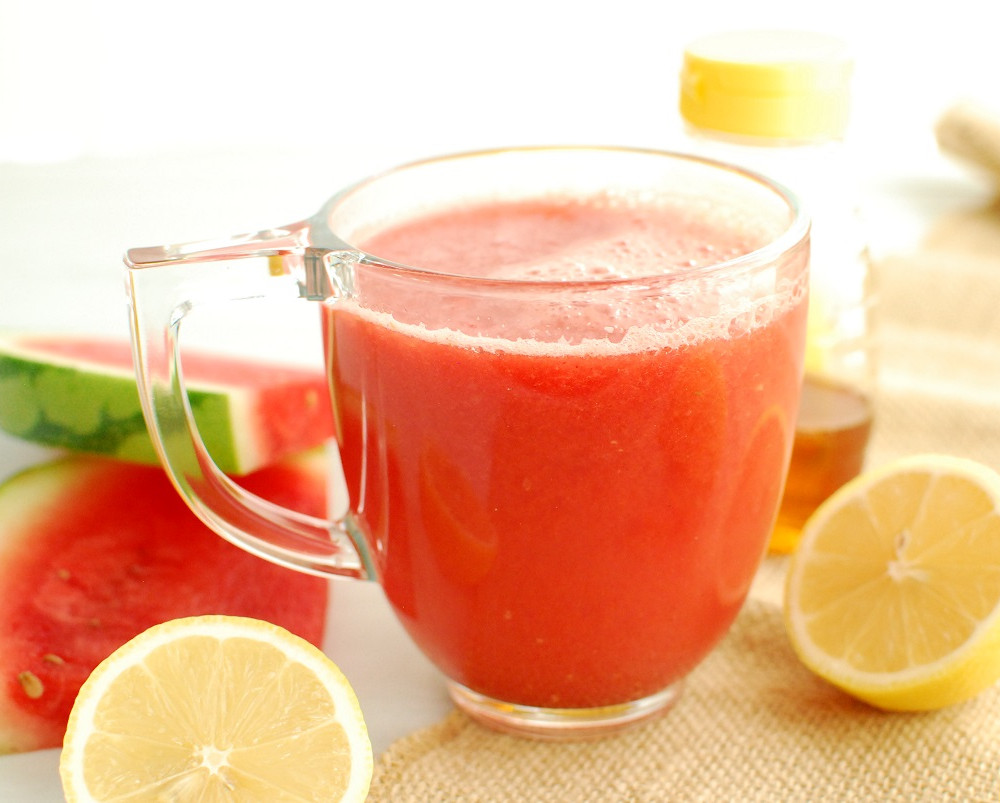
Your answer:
[784,454,1000,711]
[60,615,373,801]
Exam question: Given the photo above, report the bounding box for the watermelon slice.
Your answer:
[0,450,331,754]
[0,332,335,476]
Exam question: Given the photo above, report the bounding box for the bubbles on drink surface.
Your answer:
[349,194,806,353]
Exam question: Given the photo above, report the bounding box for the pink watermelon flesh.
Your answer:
[25,336,309,389]
[0,333,336,475]
[0,452,331,754]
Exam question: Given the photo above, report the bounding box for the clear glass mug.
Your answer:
[126,146,809,739]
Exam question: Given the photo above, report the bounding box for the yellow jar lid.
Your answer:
[680,30,853,140]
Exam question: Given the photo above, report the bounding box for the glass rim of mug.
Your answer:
[306,144,809,288]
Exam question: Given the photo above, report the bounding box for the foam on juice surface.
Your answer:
[359,195,760,281]
[340,195,806,355]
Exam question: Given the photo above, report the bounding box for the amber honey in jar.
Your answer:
[770,376,874,552]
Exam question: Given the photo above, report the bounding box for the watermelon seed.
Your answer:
[57,568,71,581]
[43,654,65,665]
[18,671,44,699]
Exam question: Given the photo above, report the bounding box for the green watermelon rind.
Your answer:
[0,335,316,475]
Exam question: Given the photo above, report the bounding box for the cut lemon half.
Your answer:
[60,615,372,802]
[784,454,1000,711]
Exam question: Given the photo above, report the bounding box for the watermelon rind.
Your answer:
[0,333,332,475]
[2,348,156,465]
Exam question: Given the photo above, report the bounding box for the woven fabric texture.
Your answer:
[370,597,1000,801]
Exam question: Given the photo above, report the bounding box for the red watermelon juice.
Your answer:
[323,192,807,711]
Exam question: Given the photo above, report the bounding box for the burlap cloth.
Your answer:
[368,112,1000,801]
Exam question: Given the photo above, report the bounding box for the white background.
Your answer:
[2,0,998,166]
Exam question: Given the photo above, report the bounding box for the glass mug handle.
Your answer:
[125,227,375,580]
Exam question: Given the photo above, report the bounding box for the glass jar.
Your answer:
[679,30,876,553]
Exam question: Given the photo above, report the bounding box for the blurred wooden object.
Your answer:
[936,101,1000,187]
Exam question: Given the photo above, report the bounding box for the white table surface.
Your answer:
[0,140,993,800]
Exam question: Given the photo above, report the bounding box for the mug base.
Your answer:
[447,680,684,740]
